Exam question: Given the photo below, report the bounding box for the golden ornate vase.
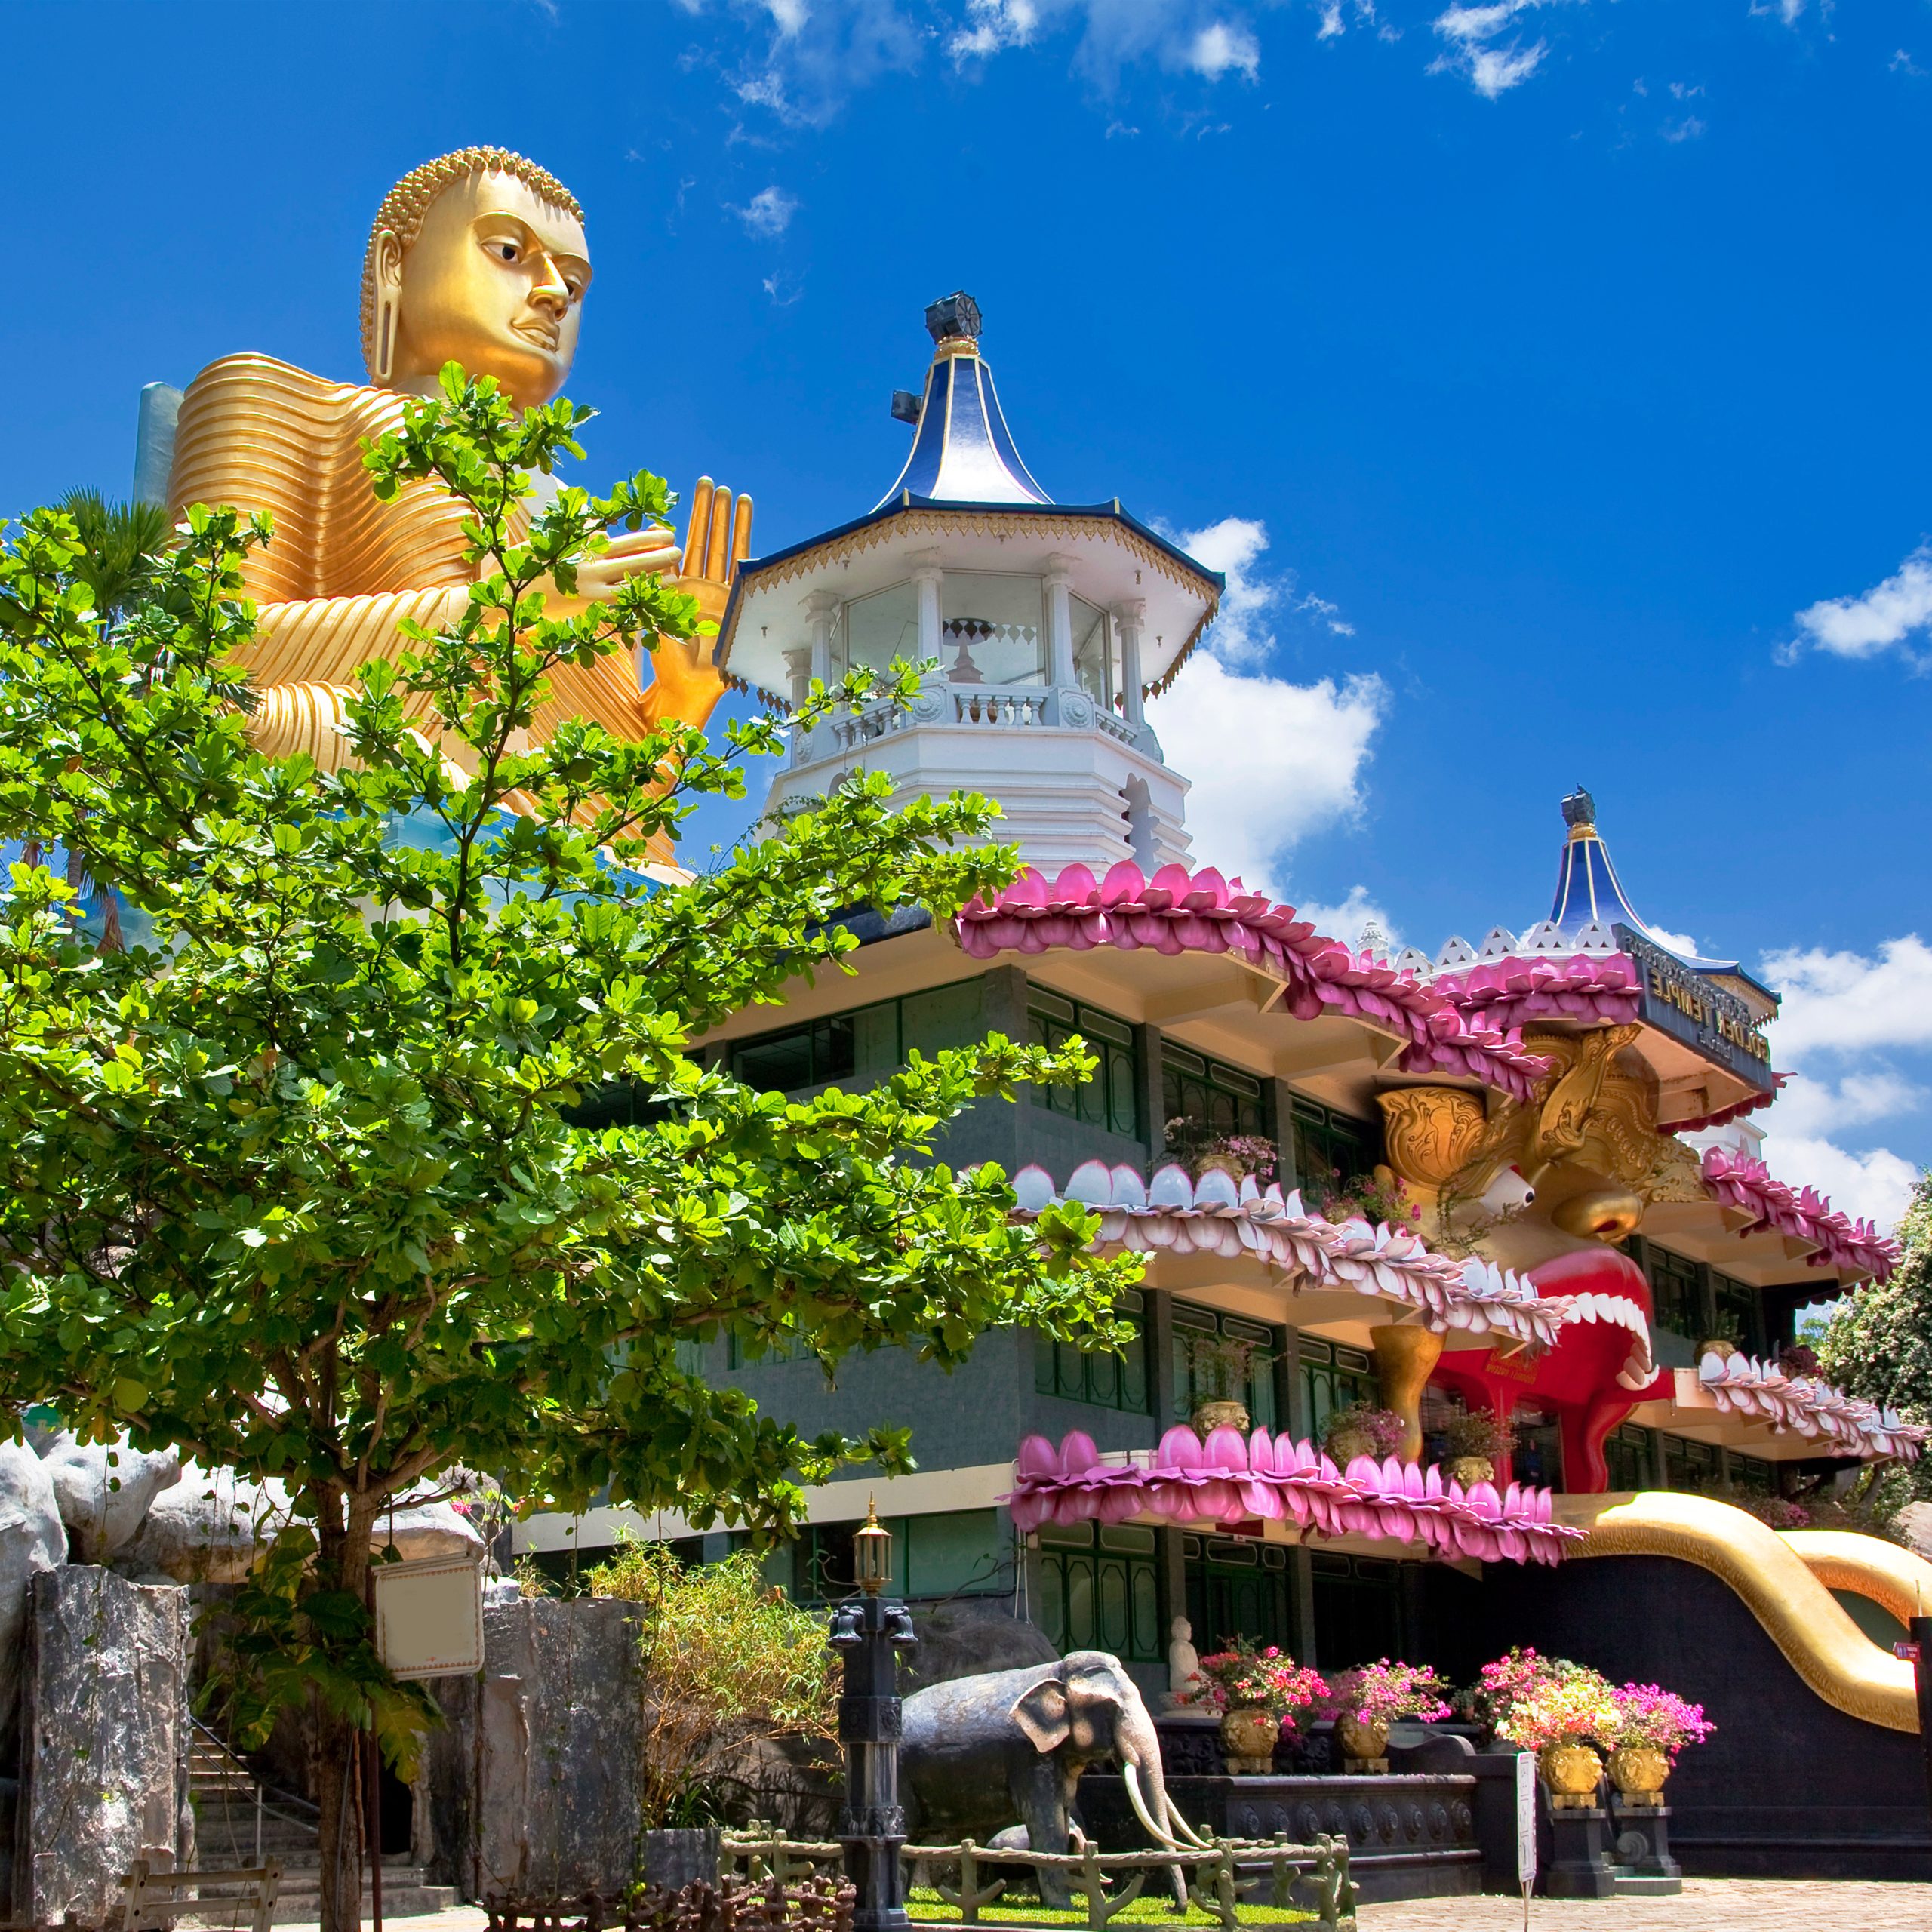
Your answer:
[1539,1742,1604,1807]
[1447,1454,1495,1487]
[1193,1400,1250,1437]
[1220,1706,1280,1774]
[1607,1746,1669,1806]
[1336,1715,1391,1766]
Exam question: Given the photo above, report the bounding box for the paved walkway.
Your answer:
[1357,1878,1932,1929]
[232,1880,1932,1932]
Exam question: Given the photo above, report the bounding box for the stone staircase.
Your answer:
[189,1725,457,1921]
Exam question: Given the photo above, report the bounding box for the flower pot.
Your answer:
[1220,1705,1279,1774]
[1335,1714,1390,1767]
[1193,1399,1250,1436]
[1539,1742,1604,1809]
[1196,1154,1244,1180]
[1447,1454,1494,1487]
[1700,1340,1739,1362]
[1327,1427,1374,1465]
[1607,1745,1670,1807]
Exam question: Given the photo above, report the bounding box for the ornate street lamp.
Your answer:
[829,1500,918,1932]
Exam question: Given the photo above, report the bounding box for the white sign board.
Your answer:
[1515,1746,1539,1895]
[372,1555,485,1679]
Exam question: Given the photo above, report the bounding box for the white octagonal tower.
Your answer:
[713,293,1223,875]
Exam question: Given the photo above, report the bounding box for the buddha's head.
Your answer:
[361,146,589,408]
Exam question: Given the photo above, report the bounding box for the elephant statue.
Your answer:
[900,1650,1201,1906]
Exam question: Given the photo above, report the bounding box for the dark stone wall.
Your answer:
[1421,1553,1932,1879]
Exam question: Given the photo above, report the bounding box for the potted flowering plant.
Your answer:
[1180,1636,1329,1774]
[1161,1118,1279,1186]
[1454,1646,1583,1745]
[1494,1666,1623,1805]
[1607,1684,1714,1804]
[1321,1659,1453,1769]
[1323,1404,1408,1466]
[1181,1331,1272,1435]
[1438,1408,1515,1487]
[1306,1160,1420,1230]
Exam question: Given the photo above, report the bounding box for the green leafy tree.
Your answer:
[1817,1174,1932,1511]
[0,369,1136,1930]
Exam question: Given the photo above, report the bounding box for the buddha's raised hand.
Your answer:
[641,478,752,726]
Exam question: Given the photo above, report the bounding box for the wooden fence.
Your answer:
[719,1826,1358,1931]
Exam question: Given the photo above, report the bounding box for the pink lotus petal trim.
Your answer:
[954,861,1552,1101]
[1012,1163,1657,1380]
[1692,1349,1924,1460]
[1700,1147,1900,1283]
[1004,1430,1582,1564]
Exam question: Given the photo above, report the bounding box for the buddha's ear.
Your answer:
[371,229,405,383]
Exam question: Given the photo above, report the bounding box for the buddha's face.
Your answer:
[380,169,590,407]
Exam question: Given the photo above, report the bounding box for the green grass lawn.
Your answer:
[904,1887,1314,1926]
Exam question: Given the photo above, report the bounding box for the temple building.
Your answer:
[516,300,1920,1798]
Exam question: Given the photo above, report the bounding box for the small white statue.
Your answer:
[1164,1614,1201,1709]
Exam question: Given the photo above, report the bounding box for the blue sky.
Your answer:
[5,0,1930,1227]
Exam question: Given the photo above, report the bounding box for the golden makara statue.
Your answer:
[166,146,747,863]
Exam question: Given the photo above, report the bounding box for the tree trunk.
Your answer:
[314,1491,377,1932]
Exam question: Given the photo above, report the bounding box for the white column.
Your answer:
[1044,554,1077,691]
[783,646,812,710]
[910,552,943,669]
[1115,598,1146,727]
[806,590,839,688]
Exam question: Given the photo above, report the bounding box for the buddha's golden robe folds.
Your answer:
[167,352,728,861]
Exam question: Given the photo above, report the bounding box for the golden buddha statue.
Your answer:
[165,146,747,861]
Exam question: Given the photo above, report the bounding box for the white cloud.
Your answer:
[1894,49,1925,78]
[1158,514,1382,897]
[1174,516,1355,665]
[1766,1069,1926,1140]
[946,0,1272,86]
[1431,0,1552,97]
[1660,114,1704,142]
[1294,884,1403,953]
[765,0,810,32]
[1789,543,1932,668]
[1645,922,1700,957]
[1158,657,1388,897]
[1748,940,1932,1235]
[1752,1130,1921,1232]
[736,184,800,236]
[1761,937,1932,1057]
[1189,22,1260,78]
[949,0,1040,58]
[1318,1,1344,38]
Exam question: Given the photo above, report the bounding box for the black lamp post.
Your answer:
[829,1500,918,1932]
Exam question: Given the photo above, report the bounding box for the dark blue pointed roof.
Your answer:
[873,291,1051,511]
[1547,786,1742,975]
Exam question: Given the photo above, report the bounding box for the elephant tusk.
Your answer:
[1122,1761,1190,1905]
[1163,1792,1214,1850]
[1122,1760,1183,1849]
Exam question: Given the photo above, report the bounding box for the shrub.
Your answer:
[586,1540,838,1829]
[1322,1406,1408,1461]
[1440,1410,1515,1463]
[1180,1635,1329,1724]
[1611,1684,1714,1761]
[1321,1659,1453,1726]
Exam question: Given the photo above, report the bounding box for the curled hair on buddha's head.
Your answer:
[358,146,585,376]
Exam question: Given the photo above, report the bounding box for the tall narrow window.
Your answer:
[1070,595,1115,708]
[941,573,1046,686]
[837,581,920,682]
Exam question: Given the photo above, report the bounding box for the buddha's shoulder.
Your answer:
[179,352,405,432]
